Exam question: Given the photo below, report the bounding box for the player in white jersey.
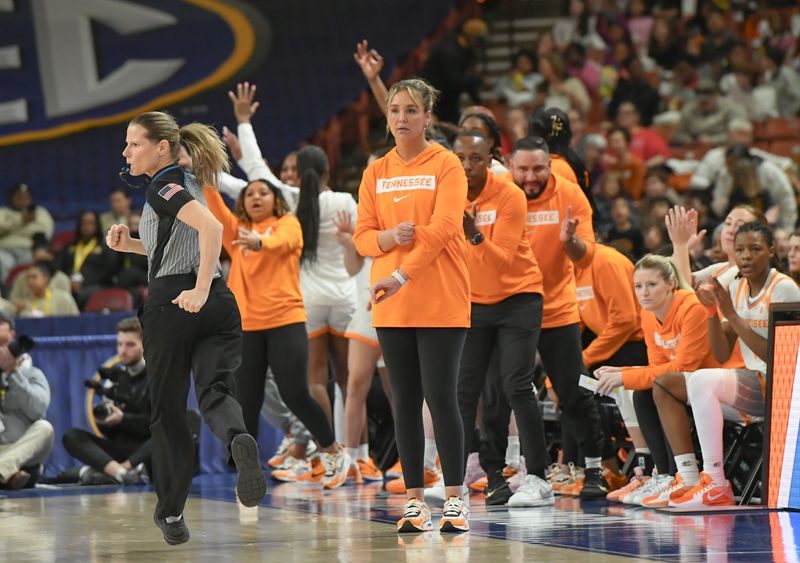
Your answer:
[293,146,358,435]
[674,222,800,508]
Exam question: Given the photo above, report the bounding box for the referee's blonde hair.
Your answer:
[130,111,229,189]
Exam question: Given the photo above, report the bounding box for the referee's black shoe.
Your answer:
[154,509,190,545]
[231,433,267,507]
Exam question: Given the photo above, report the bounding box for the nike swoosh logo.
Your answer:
[393,195,410,203]
[706,488,730,502]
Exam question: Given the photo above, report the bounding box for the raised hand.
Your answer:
[559,205,579,243]
[106,224,130,252]
[222,126,242,161]
[353,40,384,81]
[227,82,260,123]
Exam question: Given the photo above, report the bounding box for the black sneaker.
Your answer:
[153,510,190,545]
[579,467,610,499]
[231,433,267,507]
[484,470,512,506]
[79,467,117,486]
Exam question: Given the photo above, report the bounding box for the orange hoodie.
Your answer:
[621,289,717,390]
[466,172,543,304]
[353,143,470,327]
[576,244,643,368]
[526,171,596,328]
[204,187,306,331]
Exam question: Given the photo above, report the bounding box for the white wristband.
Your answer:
[391,269,408,286]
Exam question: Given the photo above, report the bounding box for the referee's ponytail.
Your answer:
[296,145,327,264]
[179,123,229,189]
[130,111,229,189]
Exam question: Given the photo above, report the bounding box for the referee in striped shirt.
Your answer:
[108,111,266,545]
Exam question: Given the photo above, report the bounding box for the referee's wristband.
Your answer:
[391,269,408,286]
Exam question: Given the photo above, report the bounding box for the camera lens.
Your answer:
[93,403,111,420]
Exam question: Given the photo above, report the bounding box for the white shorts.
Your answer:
[305,301,356,338]
[343,300,379,349]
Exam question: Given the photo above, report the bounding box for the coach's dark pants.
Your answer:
[141,275,247,519]
[483,323,604,474]
[458,293,548,478]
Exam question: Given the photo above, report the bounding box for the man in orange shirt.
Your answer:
[453,131,552,507]
[501,136,608,498]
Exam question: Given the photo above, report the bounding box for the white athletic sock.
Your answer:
[114,468,128,483]
[703,458,727,486]
[424,439,438,470]
[674,453,700,485]
[585,457,602,470]
[358,443,369,460]
[346,447,359,464]
[165,514,183,524]
[505,436,521,467]
[634,448,651,455]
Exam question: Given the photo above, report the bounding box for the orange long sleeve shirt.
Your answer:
[526,172,596,328]
[204,188,306,331]
[353,143,470,327]
[466,172,543,304]
[621,289,718,390]
[576,244,643,369]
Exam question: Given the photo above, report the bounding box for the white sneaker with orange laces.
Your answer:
[439,496,470,533]
[668,472,735,508]
[397,498,433,533]
[641,472,694,508]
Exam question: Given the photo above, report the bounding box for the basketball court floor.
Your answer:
[1,473,795,562]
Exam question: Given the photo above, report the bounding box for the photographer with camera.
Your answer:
[63,318,151,485]
[0,311,53,489]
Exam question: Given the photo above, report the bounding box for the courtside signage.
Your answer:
[0,0,259,146]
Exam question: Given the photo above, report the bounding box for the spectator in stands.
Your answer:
[56,210,120,310]
[606,195,645,260]
[0,311,53,489]
[564,42,602,98]
[711,145,797,231]
[720,63,777,121]
[17,261,79,317]
[493,49,542,109]
[9,252,70,308]
[643,225,668,255]
[726,155,774,220]
[673,79,748,145]
[626,0,655,52]
[642,167,682,208]
[647,16,684,71]
[603,127,646,201]
[280,152,299,186]
[99,188,132,234]
[615,102,670,168]
[63,317,151,485]
[607,56,661,126]
[693,7,738,76]
[112,211,147,307]
[420,18,488,124]
[0,183,54,284]
[553,0,605,51]
[788,231,800,285]
[536,52,591,115]
[760,45,800,118]
[660,59,698,111]
[578,133,607,190]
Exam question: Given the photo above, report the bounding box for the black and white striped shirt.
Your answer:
[140,165,221,279]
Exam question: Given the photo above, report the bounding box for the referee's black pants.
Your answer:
[458,293,548,479]
[141,275,248,519]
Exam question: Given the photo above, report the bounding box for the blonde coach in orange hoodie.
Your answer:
[454,130,552,506]
[508,136,607,498]
[353,79,470,534]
